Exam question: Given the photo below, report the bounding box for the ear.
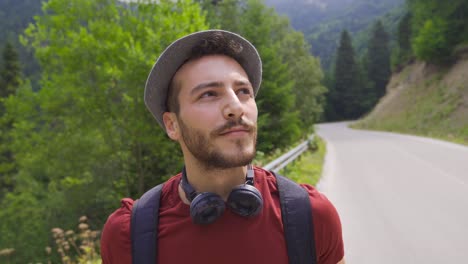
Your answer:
[163,112,180,141]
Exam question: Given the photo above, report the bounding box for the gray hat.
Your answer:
[144,29,262,129]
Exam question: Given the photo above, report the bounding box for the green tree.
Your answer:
[0,0,208,262]
[413,17,449,62]
[0,42,21,198]
[396,12,412,65]
[0,42,21,98]
[367,20,391,101]
[196,0,241,31]
[274,22,326,131]
[323,69,338,121]
[356,54,374,114]
[408,0,468,63]
[238,0,301,152]
[199,0,326,144]
[332,30,362,120]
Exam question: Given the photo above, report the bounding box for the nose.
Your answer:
[222,90,244,120]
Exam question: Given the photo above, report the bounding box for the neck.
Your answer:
[178,159,248,204]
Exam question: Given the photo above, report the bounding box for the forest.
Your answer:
[0,0,325,262]
[1,0,468,263]
[324,0,468,120]
[265,0,405,69]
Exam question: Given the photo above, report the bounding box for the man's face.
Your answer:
[166,54,258,169]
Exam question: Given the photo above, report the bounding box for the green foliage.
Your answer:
[276,29,326,131]
[196,0,240,30]
[392,11,413,69]
[0,0,207,262]
[408,0,468,63]
[367,20,391,100]
[0,188,49,262]
[326,20,392,121]
[331,30,363,120]
[1,0,327,262]
[265,0,405,70]
[398,12,412,57]
[0,42,21,97]
[413,18,449,62]
[239,0,301,152]
[0,42,22,198]
[200,0,326,151]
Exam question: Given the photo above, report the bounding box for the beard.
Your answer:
[178,117,257,170]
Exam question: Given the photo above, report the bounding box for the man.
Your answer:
[101,30,345,264]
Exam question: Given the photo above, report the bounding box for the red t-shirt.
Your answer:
[101,167,344,264]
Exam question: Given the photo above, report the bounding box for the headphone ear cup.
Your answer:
[227,184,263,217]
[190,192,226,225]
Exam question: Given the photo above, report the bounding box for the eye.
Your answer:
[200,91,217,98]
[237,88,253,96]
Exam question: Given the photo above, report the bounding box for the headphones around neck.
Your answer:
[180,165,264,225]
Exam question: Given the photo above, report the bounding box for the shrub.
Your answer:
[45,216,100,264]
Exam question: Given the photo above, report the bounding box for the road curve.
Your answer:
[316,122,468,264]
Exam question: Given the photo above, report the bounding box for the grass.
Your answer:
[46,216,101,264]
[279,136,326,186]
[0,216,102,264]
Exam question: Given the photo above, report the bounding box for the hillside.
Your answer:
[355,47,468,145]
[264,0,405,69]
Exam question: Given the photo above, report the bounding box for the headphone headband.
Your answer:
[181,167,197,201]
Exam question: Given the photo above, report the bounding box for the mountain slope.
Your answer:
[264,0,405,69]
[355,47,468,145]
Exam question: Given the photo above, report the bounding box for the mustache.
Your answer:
[212,118,256,135]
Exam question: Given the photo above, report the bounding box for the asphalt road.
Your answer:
[315,122,468,264]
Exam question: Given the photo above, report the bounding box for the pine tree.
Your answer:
[0,42,21,99]
[0,42,21,197]
[397,12,412,64]
[367,20,390,101]
[333,30,362,120]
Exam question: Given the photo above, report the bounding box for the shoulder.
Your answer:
[102,198,134,239]
[257,167,342,237]
[100,175,180,263]
[300,184,342,228]
[255,167,342,236]
[101,198,134,263]
[255,167,344,264]
[300,184,344,264]
[253,166,279,191]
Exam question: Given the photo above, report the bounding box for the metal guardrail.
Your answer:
[263,135,315,173]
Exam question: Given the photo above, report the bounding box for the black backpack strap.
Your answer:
[274,172,317,264]
[131,183,164,264]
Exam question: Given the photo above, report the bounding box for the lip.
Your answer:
[219,126,251,136]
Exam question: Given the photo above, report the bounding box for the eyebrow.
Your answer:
[190,80,252,95]
[234,80,252,87]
